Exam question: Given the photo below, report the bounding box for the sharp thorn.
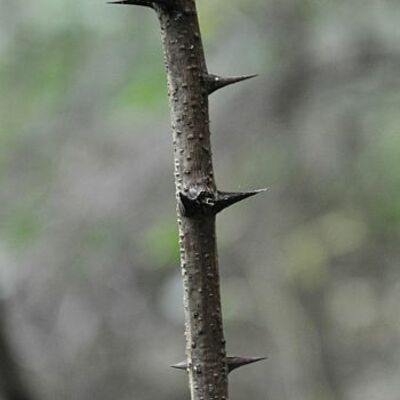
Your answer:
[214,188,268,214]
[171,356,267,373]
[179,188,268,218]
[107,0,173,7]
[206,73,258,95]
[107,0,154,7]
[227,356,267,372]
[170,360,188,370]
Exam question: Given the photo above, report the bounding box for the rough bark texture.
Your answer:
[155,2,228,400]
[111,1,265,400]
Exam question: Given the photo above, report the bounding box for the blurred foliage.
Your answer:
[1,1,400,400]
[141,218,179,269]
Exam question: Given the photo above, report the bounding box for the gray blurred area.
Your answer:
[1,0,400,399]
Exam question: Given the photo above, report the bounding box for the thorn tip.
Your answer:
[206,73,258,94]
[227,356,267,372]
[171,360,188,370]
[214,187,269,214]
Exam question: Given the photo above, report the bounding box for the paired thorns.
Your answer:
[205,74,258,95]
[179,188,268,218]
[171,356,267,374]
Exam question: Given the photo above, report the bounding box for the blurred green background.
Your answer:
[1,0,400,399]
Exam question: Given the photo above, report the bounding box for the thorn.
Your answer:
[171,356,267,373]
[205,74,258,95]
[107,0,154,7]
[179,188,268,218]
[170,360,187,371]
[107,0,173,7]
[227,356,267,373]
[213,188,268,214]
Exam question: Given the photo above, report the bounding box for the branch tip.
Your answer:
[206,73,258,94]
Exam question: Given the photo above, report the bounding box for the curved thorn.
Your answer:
[214,188,268,214]
[206,74,258,95]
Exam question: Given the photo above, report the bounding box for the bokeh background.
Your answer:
[1,1,400,399]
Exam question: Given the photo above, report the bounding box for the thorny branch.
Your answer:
[110,1,266,399]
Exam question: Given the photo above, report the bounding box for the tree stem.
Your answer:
[155,1,228,400]
[110,0,267,398]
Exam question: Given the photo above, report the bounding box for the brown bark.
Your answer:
[155,3,227,400]
[110,1,265,399]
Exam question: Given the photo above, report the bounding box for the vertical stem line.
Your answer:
[155,1,228,400]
